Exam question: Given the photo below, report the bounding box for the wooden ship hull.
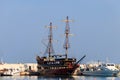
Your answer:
[36,56,80,76]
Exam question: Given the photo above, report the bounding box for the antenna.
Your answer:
[63,16,73,59]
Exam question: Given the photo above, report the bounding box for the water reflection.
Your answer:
[37,76,118,80]
[1,76,38,80]
[37,76,120,80]
[38,76,75,80]
[0,76,120,80]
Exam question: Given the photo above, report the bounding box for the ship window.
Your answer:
[111,64,114,66]
[98,65,101,67]
[101,69,103,70]
[107,64,110,66]
[102,64,106,67]
[56,61,60,64]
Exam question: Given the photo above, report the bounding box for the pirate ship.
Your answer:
[36,16,86,76]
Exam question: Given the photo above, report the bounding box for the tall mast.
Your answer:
[63,16,71,59]
[45,22,55,58]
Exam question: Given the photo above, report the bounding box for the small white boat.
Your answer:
[82,63,119,76]
[3,69,20,76]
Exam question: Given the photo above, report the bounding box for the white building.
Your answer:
[0,63,37,76]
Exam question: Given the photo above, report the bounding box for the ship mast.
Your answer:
[63,16,72,59]
[45,22,55,59]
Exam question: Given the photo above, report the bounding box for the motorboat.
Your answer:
[82,63,119,76]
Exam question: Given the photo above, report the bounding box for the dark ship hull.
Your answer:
[36,56,80,76]
[38,66,78,76]
[38,67,77,76]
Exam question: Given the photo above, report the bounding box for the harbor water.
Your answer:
[0,76,120,80]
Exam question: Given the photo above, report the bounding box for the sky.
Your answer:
[0,0,120,63]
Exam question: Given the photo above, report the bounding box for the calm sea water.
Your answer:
[0,76,120,80]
